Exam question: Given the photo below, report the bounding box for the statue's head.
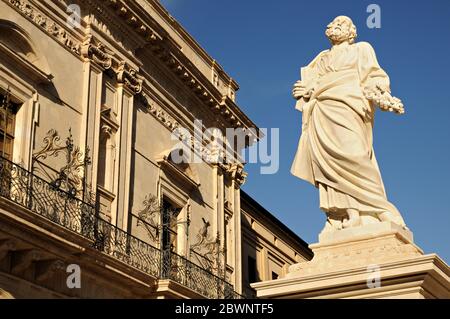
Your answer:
[325,16,357,45]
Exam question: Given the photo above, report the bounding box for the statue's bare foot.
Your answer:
[379,211,409,230]
[342,217,361,228]
[342,209,361,229]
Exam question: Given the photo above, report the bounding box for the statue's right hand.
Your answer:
[292,80,308,100]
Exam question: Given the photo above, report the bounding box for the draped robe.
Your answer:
[291,42,405,226]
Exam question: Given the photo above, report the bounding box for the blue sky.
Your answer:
[161,0,450,262]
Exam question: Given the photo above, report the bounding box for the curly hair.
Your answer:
[326,16,357,44]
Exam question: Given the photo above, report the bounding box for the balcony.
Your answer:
[0,156,242,299]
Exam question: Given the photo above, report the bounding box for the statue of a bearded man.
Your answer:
[291,16,407,233]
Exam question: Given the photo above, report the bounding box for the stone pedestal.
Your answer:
[252,222,450,299]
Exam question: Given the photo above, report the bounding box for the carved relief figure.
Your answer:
[291,16,407,232]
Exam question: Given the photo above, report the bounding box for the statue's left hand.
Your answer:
[364,85,405,115]
[379,93,405,115]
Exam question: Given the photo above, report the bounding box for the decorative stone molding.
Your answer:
[158,49,256,137]
[287,223,423,277]
[81,35,113,69]
[100,123,114,139]
[11,249,44,274]
[157,152,200,191]
[140,93,223,164]
[82,0,157,52]
[100,104,119,132]
[80,35,144,94]
[5,0,81,55]
[6,0,143,95]
[0,24,53,83]
[221,163,247,188]
[225,212,233,224]
[115,61,143,94]
[4,0,252,182]
[81,0,258,135]
[5,0,256,158]
[0,239,17,262]
[139,93,179,131]
[5,0,258,136]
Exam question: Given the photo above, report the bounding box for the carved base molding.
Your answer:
[287,222,422,276]
[252,222,450,299]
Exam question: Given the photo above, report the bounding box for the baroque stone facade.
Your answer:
[0,0,310,298]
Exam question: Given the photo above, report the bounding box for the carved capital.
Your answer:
[225,213,232,224]
[100,123,114,139]
[115,61,143,94]
[80,36,144,94]
[221,163,247,187]
[81,35,113,69]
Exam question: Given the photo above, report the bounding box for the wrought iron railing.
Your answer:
[129,212,160,247]
[161,249,241,299]
[0,156,242,299]
[190,248,216,273]
[85,214,161,278]
[0,156,161,277]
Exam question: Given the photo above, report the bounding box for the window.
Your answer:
[162,198,180,252]
[248,256,258,283]
[0,92,18,160]
[97,132,108,188]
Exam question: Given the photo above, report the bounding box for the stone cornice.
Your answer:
[137,89,217,166]
[94,0,259,140]
[137,88,249,172]
[145,0,239,92]
[4,0,259,141]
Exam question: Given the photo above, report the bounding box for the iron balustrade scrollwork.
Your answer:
[0,156,161,278]
[84,215,161,277]
[130,212,160,247]
[0,155,94,234]
[0,156,242,299]
[161,250,243,299]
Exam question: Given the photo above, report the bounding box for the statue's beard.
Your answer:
[326,27,350,44]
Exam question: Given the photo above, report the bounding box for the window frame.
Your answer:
[0,93,18,160]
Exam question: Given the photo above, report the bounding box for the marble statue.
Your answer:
[291,16,407,233]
